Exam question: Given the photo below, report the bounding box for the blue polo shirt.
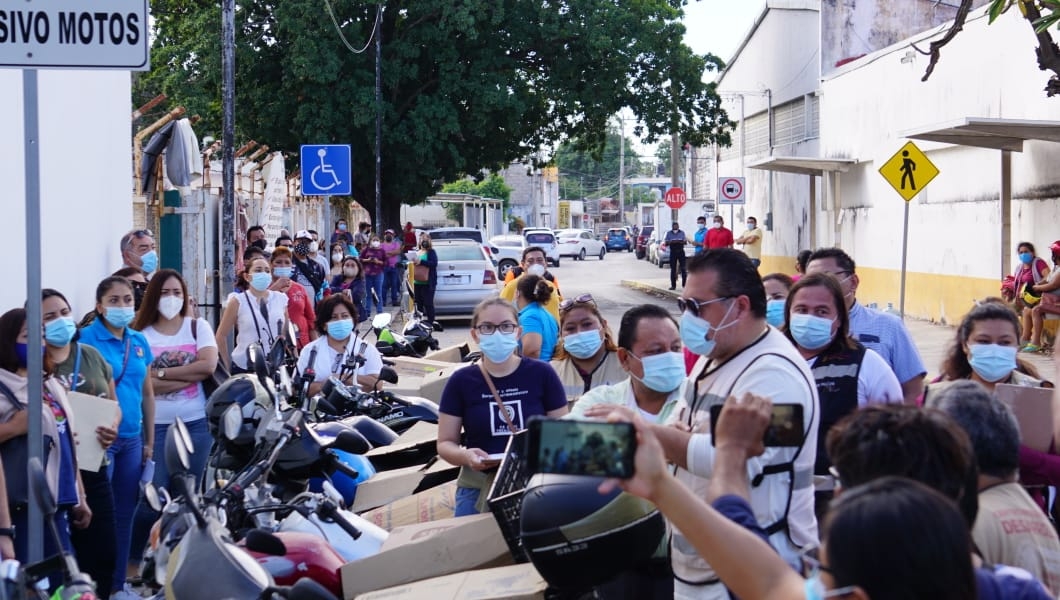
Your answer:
[519,303,559,361]
[79,318,153,438]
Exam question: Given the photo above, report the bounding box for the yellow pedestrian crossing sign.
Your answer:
[879,141,939,202]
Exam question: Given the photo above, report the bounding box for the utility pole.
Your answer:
[221,0,236,299]
[374,8,383,231]
[618,118,625,213]
[670,133,680,222]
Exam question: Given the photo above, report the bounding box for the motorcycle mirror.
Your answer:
[143,482,162,512]
[288,578,338,600]
[29,457,56,517]
[269,338,286,373]
[221,404,243,442]
[378,366,399,385]
[334,429,371,455]
[164,419,192,475]
[287,322,299,346]
[172,417,194,456]
[371,312,392,330]
[278,366,293,398]
[247,342,270,389]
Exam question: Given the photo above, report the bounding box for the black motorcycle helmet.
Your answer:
[519,474,666,590]
[205,374,272,463]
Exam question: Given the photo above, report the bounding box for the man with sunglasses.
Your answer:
[805,247,925,405]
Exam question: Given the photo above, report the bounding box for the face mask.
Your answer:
[370,241,381,249]
[385,235,393,242]
[250,271,272,292]
[14,343,38,368]
[250,239,267,251]
[158,296,184,320]
[968,343,1017,382]
[630,351,686,393]
[680,301,736,357]
[140,250,158,274]
[713,222,722,229]
[563,330,603,359]
[44,316,77,347]
[420,241,431,249]
[697,223,706,230]
[294,242,311,256]
[478,331,519,363]
[746,222,755,229]
[273,266,293,279]
[309,241,320,254]
[527,264,546,277]
[332,253,343,263]
[766,299,786,328]
[338,223,347,231]
[1019,252,1033,265]
[104,306,135,329]
[343,267,358,278]
[804,574,849,600]
[789,313,835,350]
[327,318,354,340]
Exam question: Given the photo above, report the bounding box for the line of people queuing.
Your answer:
[436,242,1060,599]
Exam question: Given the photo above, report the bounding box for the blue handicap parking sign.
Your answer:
[300,144,352,196]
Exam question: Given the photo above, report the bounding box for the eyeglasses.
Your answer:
[475,322,517,335]
[799,545,857,598]
[559,294,596,312]
[676,296,730,316]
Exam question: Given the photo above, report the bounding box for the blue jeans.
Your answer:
[129,419,212,562]
[454,486,482,517]
[382,266,402,305]
[106,435,143,592]
[365,273,384,314]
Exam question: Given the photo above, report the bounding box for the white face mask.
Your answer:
[332,252,343,263]
[713,222,722,229]
[158,295,183,320]
[309,241,319,254]
[370,241,381,248]
[527,264,546,277]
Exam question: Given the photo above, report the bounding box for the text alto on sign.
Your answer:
[0,1,150,70]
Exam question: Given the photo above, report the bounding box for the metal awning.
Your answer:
[747,156,859,176]
[902,117,1060,152]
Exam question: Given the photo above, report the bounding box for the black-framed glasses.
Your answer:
[676,296,730,316]
[475,322,517,335]
[559,294,596,312]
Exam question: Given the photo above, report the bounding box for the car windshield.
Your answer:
[558,233,579,239]
[525,233,554,244]
[608,231,625,237]
[435,245,486,261]
[492,239,523,247]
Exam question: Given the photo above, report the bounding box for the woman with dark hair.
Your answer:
[77,275,155,597]
[360,234,388,316]
[1013,241,1051,341]
[215,257,289,374]
[41,288,120,594]
[794,249,812,282]
[296,294,384,397]
[782,274,902,479]
[0,309,90,568]
[549,294,624,402]
[515,274,559,361]
[128,269,218,572]
[411,233,439,325]
[762,272,794,329]
[269,246,315,350]
[330,255,368,324]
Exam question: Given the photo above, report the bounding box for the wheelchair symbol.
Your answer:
[310,148,342,192]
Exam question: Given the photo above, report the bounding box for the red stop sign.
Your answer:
[664,187,686,209]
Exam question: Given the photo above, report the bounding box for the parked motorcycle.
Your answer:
[371,311,440,358]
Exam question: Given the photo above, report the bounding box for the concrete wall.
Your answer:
[3,70,133,317]
[819,6,1060,322]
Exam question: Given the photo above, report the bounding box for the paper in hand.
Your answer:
[66,391,120,473]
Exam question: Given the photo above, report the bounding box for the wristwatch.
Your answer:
[158,369,166,380]
[0,527,16,540]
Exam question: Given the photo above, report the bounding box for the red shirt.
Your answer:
[286,282,316,349]
[705,227,734,249]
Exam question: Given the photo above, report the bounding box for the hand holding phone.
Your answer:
[527,417,637,479]
[709,397,804,449]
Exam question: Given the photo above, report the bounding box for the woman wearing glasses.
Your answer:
[549,294,625,403]
[215,257,290,374]
[515,275,560,361]
[437,298,568,516]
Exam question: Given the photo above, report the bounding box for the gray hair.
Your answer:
[927,380,1020,479]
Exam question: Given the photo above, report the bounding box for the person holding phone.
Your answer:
[437,298,568,516]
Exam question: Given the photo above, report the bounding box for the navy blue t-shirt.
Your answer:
[975,565,1052,600]
[439,358,567,454]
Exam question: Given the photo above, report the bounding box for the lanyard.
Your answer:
[70,343,82,391]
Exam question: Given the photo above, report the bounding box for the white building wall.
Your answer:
[819,6,1060,286]
[3,70,133,316]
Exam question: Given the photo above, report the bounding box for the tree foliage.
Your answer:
[440,174,512,223]
[134,0,733,227]
[554,127,645,200]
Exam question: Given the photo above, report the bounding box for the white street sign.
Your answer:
[0,0,150,70]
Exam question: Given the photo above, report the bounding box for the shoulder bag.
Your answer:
[0,379,53,507]
[191,318,230,397]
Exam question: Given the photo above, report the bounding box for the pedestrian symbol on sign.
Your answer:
[879,141,938,202]
[900,151,916,190]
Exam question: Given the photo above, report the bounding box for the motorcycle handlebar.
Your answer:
[328,452,360,481]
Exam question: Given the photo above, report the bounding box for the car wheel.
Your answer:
[498,259,518,279]
[553,258,560,268]
[579,249,586,261]
[599,247,606,260]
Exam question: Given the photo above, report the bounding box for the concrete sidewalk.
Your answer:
[622,277,1056,383]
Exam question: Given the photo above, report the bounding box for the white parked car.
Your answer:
[555,229,606,261]
[488,235,528,279]
[521,228,562,268]
[431,239,501,315]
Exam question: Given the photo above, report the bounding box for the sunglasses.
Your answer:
[559,294,596,312]
[676,296,730,316]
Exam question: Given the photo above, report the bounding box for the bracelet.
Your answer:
[0,527,16,540]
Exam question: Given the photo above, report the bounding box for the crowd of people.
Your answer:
[437,239,1060,599]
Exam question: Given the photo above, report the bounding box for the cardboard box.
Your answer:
[341,514,515,599]
[361,481,457,530]
[425,342,477,364]
[995,383,1056,452]
[416,364,465,403]
[387,356,460,380]
[352,457,459,513]
[354,563,546,600]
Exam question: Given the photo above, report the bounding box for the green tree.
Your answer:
[656,142,672,179]
[135,0,733,226]
[554,127,644,200]
[440,174,512,224]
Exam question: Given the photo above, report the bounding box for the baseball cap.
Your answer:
[385,229,395,235]
[295,229,312,240]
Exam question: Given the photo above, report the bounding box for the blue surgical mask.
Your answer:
[1019,252,1033,265]
[140,250,158,274]
[478,331,519,363]
[968,343,1017,382]
[631,351,686,393]
[766,299,786,328]
[104,306,135,329]
[789,313,835,350]
[14,343,29,368]
[327,318,354,341]
[697,223,706,230]
[250,272,272,292]
[679,302,736,357]
[563,330,603,359]
[273,267,293,279]
[804,574,854,600]
[44,316,77,347]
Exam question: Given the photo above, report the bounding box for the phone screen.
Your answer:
[527,418,637,479]
[709,403,805,447]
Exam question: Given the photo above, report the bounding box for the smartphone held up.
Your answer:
[709,402,805,447]
[526,417,637,479]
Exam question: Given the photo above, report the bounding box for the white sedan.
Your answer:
[556,229,606,261]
